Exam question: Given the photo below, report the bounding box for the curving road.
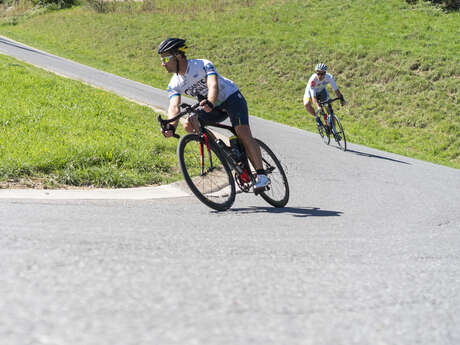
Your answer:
[1,36,460,345]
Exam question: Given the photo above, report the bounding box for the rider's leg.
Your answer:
[303,89,316,117]
[183,115,199,133]
[235,125,269,190]
[316,90,330,127]
[235,124,263,171]
[304,100,316,117]
[223,91,269,190]
[305,99,322,127]
[325,101,336,133]
[187,107,227,140]
[184,115,219,144]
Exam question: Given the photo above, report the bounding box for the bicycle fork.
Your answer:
[200,133,214,175]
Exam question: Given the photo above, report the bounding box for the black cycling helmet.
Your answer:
[157,38,187,54]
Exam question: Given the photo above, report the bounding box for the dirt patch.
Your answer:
[0,177,160,190]
[0,178,93,190]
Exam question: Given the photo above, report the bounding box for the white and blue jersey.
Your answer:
[303,72,338,103]
[167,59,238,106]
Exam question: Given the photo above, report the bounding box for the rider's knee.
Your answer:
[183,122,193,133]
[235,124,251,137]
[183,116,197,133]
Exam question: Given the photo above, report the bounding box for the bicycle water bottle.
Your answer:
[215,139,243,173]
[229,136,243,163]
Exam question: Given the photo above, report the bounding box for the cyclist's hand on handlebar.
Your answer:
[340,98,347,106]
[161,123,176,138]
[200,99,214,113]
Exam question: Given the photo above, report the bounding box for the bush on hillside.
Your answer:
[85,0,138,14]
[33,0,76,8]
[406,0,460,10]
[0,0,76,8]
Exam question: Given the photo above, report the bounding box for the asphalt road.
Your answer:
[1,36,459,345]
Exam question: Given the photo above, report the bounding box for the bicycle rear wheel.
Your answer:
[178,134,236,211]
[331,115,347,151]
[255,139,289,208]
[316,121,330,145]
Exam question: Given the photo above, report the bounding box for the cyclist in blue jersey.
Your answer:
[304,63,346,127]
[157,38,269,191]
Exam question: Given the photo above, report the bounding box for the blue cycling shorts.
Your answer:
[197,91,249,127]
[305,88,329,104]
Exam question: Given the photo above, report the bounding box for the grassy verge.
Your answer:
[0,54,180,188]
[0,0,458,189]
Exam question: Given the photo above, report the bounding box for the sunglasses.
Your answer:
[160,55,175,64]
[316,71,326,75]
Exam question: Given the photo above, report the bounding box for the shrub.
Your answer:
[33,0,77,8]
[406,0,460,10]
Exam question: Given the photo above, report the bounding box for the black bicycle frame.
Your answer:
[158,102,260,185]
[158,102,245,172]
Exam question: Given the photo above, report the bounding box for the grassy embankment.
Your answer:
[0,54,179,187]
[0,0,458,187]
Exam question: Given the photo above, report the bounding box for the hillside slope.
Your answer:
[1,0,459,168]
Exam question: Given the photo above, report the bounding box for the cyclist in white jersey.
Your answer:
[303,63,346,127]
[157,38,270,191]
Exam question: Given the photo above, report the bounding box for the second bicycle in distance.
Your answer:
[316,97,347,151]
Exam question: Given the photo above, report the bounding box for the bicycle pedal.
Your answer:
[254,185,270,195]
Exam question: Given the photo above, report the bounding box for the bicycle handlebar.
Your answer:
[157,102,201,139]
[318,97,342,106]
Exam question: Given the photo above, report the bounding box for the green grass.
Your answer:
[0,54,180,187]
[0,0,459,188]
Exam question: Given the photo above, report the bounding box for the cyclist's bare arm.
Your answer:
[334,89,346,105]
[200,74,218,112]
[162,95,181,138]
[168,94,181,120]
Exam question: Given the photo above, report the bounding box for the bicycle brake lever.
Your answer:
[157,114,166,128]
[157,115,180,139]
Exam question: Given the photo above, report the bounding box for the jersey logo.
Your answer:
[311,80,316,87]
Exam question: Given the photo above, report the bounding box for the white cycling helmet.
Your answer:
[315,63,328,72]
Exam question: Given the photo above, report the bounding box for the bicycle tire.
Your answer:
[255,139,289,208]
[178,134,236,211]
[316,121,330,145]
[331,115,347,151]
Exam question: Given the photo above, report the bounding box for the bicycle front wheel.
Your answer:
[331,115,347,151]
[178,134,236,211]
[255,139,289,208]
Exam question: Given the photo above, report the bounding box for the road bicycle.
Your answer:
[158,102,289,211]
[316,97,347,151]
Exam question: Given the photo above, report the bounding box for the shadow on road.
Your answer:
[347,149,410,165]
[228,206,343,217]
